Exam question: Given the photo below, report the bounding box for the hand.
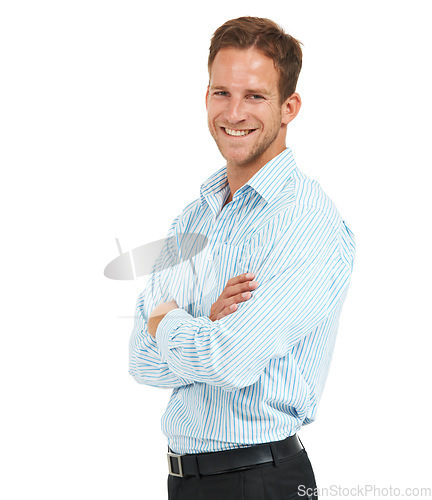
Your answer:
[148,300,179,337]
[209,273,259,321]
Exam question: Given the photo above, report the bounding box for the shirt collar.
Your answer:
[199,147,297,210]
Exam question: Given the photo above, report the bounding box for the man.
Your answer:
[129,16,355,499]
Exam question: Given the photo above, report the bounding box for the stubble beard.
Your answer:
[209,120,282,169]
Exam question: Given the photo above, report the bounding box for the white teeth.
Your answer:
[224,128,252,136]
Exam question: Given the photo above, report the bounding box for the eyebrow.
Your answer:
[210,85,271,95]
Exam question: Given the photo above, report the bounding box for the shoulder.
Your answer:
[279,168,356,266]
[288,169,341,229]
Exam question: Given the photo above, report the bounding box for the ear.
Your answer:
[281,92,302,125]
[205,85,210,110]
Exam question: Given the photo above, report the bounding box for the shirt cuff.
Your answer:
[155,308,193,361]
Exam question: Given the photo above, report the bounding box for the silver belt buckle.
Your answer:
[167,452,186,477]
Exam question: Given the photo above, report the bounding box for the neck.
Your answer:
[225,144,286,203]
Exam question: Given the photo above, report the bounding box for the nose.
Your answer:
[224,95,246,124]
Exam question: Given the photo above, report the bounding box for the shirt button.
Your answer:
[207,254,213,261]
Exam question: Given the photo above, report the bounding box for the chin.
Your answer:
[226,155,254,167]
[221,147,264,168]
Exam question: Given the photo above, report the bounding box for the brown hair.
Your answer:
[208,17,303,104]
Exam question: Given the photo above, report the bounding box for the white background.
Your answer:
[1,1,431,499]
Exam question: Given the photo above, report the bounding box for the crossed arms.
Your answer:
[147,273,259,337]
[129,207,353,392]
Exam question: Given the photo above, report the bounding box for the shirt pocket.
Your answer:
[238,214,294,282]
[212,242,245,290]
[195,242,251,316]
[238,242,274,277]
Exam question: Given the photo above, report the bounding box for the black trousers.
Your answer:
[167,449,318,499]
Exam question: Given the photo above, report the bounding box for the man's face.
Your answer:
[206,47,289,170]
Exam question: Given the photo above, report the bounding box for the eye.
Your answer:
[214,91,229,97]
[248,94,265,101]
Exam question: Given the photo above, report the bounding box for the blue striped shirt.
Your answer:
[129,147,355,454]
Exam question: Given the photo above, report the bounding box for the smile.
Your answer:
[223,127,256,137]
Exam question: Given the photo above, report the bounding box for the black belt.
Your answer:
[167,434,304,478]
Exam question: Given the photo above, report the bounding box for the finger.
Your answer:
[224,279,259,299]
[225,272,255,288]
[217,302,238,320]
[217,287,256,319]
